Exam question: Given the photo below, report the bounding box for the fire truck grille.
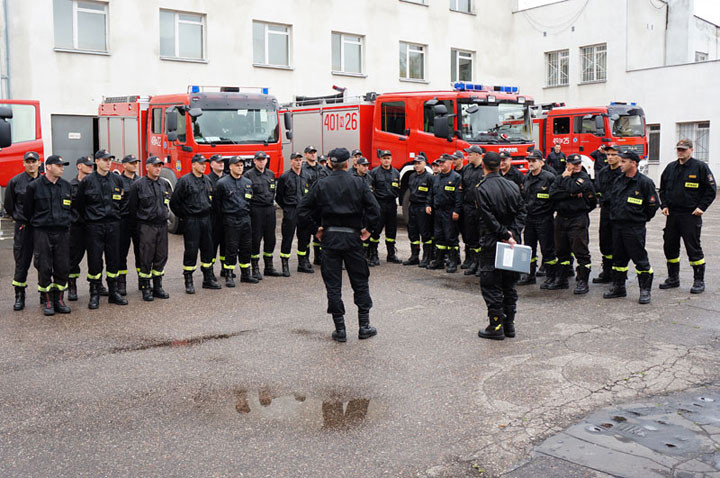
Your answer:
[617,144,645,156]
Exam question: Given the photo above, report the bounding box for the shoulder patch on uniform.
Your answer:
[577,178,584,183]
[649,195,656,202]
[709,174,715,183]
[635,190,640,195]
[542,186,547,190]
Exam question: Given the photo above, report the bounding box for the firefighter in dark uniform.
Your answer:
[403,153,432,266]
[75,149,127,309]
[244,150,281,280]
[67,156,94,301]
[127,156,172,301]
[518,149,557,287]
[351,149,363,174]
[426,154,462,273]
[473,152,526,340]
[368,150,401,265]
[460,145,485,275]
[117,154,139,296]
[603,151,659,304]
[214,156,258,286]
[5,151,40,311]
[658,138,717,294]
[170,154,221,294]
[276,152,312,276]
[23,155,73,316]
[591,145,608,178]
[592,143,623,284]
[297,147,381,343]
[546,144,566,173]
[452,150,469,268]
[352,156,374,259]
[207,154,227,276]
[301,145,329,265]
[499,151,524,188]
[547,153,596,294]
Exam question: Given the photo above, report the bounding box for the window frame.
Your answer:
[545,49,569,87]
[676,121,710,163]
[552,117,571,135]
[449,0,475,14]
[451,48,473,82]
[54,0,109,53]
[159,9,206,61]
[331,32,364,75]
[647,124,660,164]
[399,41,426,81]
[695,51,708,62]
[380,101,406,136]
[253,21,292,68]
[580,43,607,84]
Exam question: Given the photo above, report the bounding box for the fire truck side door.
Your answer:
[147,106,165,162]
[550,116,574,154]
[572,114,604,153]
[164,106,186,172]
[372,100,408,167]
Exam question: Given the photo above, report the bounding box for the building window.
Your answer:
[695,51,708,62]
[648,124,660,164]
[399,42,425,81]
[253,21,291,67]
[580,43,607,83]
[451,49,473,82]
[677,121,710,162]
[332,33,363,74]
[53,0,108,52]
[381,101,406,135]
[545,49,569,87]
[449,0,474,13]
[159,10,205,60]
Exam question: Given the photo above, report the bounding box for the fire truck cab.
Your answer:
[0,100,43,187]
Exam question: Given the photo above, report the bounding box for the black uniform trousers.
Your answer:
[320,232,372,317]
[118,216,138,276]
[598,207,614,262]
[137,223,168,279]
[182,215,215,272]
[12,222,34,288]
[69,223,86,280]
[433,208,459,251]
[250,205,276,258]
[86,221,120,282]
[663,212,704,265]
[462,204,480,253]
[407,203,432,247]
[612,222,651,274]
[555,214,591,269]
[224,215,252,270]
[280,207,311,258]
[479,246,518,317]
[523,213,556,266]
[211,213,225,266]
[370,198,398,245]
[33,228,70,292]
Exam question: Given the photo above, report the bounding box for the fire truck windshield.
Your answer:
[191,109,279,144]
[459,102,532,143]
[610,114,644,138]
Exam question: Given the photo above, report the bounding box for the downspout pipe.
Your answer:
[2,0,10,99]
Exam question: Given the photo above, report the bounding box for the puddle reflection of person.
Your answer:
[322,399,370,429]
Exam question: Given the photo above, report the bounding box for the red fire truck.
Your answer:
[0,100,44,187]
[282,82,534,217]
[98,86,291,232]
[532,102,649,178]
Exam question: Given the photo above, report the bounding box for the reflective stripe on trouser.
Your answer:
[370,198,398,242]
[33,228,70,295]
[523,212,555,267]
[136,223,169,280]
[250,205,276,258]
[119,216,139,277]
[433,208,459,250]
[182,215,215,272]
[280,206,310,257]
[478,246,518,315]
[612,222,651,276]
[86,221,121,282]
[12,222,34,287]
[462,203,480,253]
[69,222,86,282]
[554,214,591,268]
[407,203,432,247]
[224,215,252,269]
[663,212,704,264]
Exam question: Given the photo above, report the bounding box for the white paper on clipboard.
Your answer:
[494,242,532,274]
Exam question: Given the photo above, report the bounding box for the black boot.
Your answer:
[386,242,402,264]
[68,278,78,301]
[427,248,446,270]
[460,245,473,269]
[220,267,227,278]
[592,256,613,284]
[517,260,537,285]
[358,312,377,340]
[53,289,71,314]
[98,280,109,297]
[281,257,291,277]
[367,242,379,267]
[152,276,170,299]
[573,265,590,294]
[691,263,705,294]
[418,243,431,268]
[225,267,236,287]
[13,286,25,311]
[546,264,570,290]
[540,263,556,289]
[331,315,347,342]
[240,266,259,284]
[42,291,55,316]
[297,254,314,273]
[88,281,100,310]
[108,278,128,305]
[478,310,505,340]
[141,279,154,302]
[183,272,195,294]
[403,244,420,265]
[638,272,653,304]
[603,269,627,299]
[659,261,680,289]
[464,250,479,276]
[446,248,459,273]
[117,275,127,297]
[251,258,263,281]
[263,256,283,277]
[201,267,221,289]
[503,305,516,338]
[536,263,546,277]
[313,245,323,266]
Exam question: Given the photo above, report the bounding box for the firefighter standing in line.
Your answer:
[473,151,526,340]
[593,143,623,284]
[276,152,313,276]
[351,149,363,174]
[301,145,329,265]
[368,150,402,265]
[297,147,381,343]
[214,156,258,287]
[170,154,221,294]
[67,156,94,301]
[603,151,659,304]
[452,150,470,268]
[207,154,227,277]
[23,155,73,316]
[658,139,716,294]
[117,154,140,296]
[5,151,40,311]
[547,153,596,294]
[403,153,433,266]
[353,156,374,259]
[459,145,485,276]
[546,144,566,173]
[128,156,172,301]
[75,149,127,309]
[245,151,282,280]
[426,154,462,273]
[518,150,557,287]
[591,144,608,178]
[499,151,524,188]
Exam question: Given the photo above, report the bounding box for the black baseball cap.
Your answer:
[304,145,318,153]
[254,151,268,160]
[45,155,69,166]
[351,149,362,156]
[328,147,350,163]
[191,154,207,163]
[290,152,303,159]
[379,150,392,157]
[567,153,582,164]
[436,154,453,162]
[146,156,163,166]
[676,139,693,150]
[24,151,40,161]
[209,154,224,163]
[620,151,640,162]
[499,151,512,159]
[604,143,620,152]
[464,145,484,155]
[356,156,369,166]
[483,152,501,167]
[413,153,428,163]
[526,150,544,161]
[318,155,328,163]
[94,149,114,160]
[121,154,138,164]
[76,156,93,166]
[228,156,243,165]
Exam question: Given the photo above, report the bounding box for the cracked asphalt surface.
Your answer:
[1,205,719,477]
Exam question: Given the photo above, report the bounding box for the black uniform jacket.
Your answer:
[659,157,717,213]
[460,163,484,205]
[276,169,310,208]
[608,171,659,224]
[595,165,623,206]
[472,172,526,247]
[501,166,524,188]
[170,172,213,218]
[368,166,400,201]
[119,173,138,217]
[407,170,432,205]
[546,151,566,172]
[302,162,330,187]
[70,176,84,225]
[213,174,253,217]
[76,171,124,222]
[4,171,38,223]
[522,169,556,216]
[23,175,73,229]
[352,169,374,190]
[550,170,597,217]
[427,170,462,214]
[128,176,172,226]
[244,167,276,207]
